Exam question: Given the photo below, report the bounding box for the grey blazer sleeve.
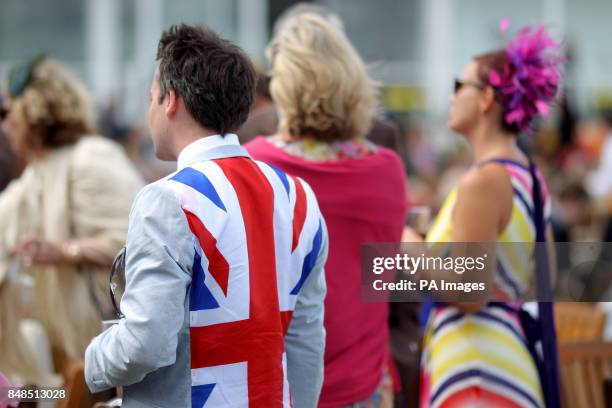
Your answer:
[85,181,194,392]
[284,217,328,408]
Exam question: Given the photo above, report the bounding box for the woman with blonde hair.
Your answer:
[246,13,408,407]
[0,56,143,368]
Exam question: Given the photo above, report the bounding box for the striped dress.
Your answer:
[420,159,551,408]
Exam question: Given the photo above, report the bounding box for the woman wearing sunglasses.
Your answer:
[403,25,563,407]
[0,56,143,366]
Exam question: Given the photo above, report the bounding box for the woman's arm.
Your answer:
[68,137,145,265]
[447,165,512,313]
[401,166,509,313]
[13,138,144,267]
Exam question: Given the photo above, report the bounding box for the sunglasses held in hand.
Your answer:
[109,246,126,321]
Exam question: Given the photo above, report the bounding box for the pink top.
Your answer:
[245,137,408,406]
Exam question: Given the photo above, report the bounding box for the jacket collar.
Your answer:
[176,134,250,170]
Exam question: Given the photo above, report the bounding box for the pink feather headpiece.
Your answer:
[488,19,564,132]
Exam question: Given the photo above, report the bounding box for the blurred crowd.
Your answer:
[1,3,612,408]
[5,60,610,246]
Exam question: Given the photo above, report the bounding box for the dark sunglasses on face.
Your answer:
[0,107,7,121]
[454,78,485,94]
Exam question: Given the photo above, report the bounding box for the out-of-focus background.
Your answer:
[2,0,612,297]
[2,2,612,281]
[3,2,612,407]
[2,0,612,242]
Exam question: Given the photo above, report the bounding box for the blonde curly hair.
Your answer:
[9,58,94,148]
[267,13,377,141]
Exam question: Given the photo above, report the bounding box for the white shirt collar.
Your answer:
[176,134,249,170]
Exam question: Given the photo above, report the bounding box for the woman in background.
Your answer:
[404,25,563,407]
[246,13,408,408]
[0,56,143,367]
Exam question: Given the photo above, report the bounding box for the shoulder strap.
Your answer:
[529,160,561,408]
[529,162,546,243]
[476,157,530,170]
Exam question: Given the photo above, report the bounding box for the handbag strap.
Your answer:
[529,162,546,243]
[529,160,561,408]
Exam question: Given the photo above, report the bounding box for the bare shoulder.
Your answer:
[457,164,510,199]
[452,164,514,239]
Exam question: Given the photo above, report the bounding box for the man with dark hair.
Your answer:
[154,24,255,140]
[85,24,328,408]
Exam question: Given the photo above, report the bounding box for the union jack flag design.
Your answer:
[166,156,324,408]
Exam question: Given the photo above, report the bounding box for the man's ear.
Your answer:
[165,89,179,118]
[480,86,496,113]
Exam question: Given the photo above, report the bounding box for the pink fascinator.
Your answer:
[488,20,564,132]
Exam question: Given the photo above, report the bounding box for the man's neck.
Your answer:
[171,124,218,159]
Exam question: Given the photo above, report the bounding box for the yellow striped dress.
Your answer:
[420,159,551,408]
